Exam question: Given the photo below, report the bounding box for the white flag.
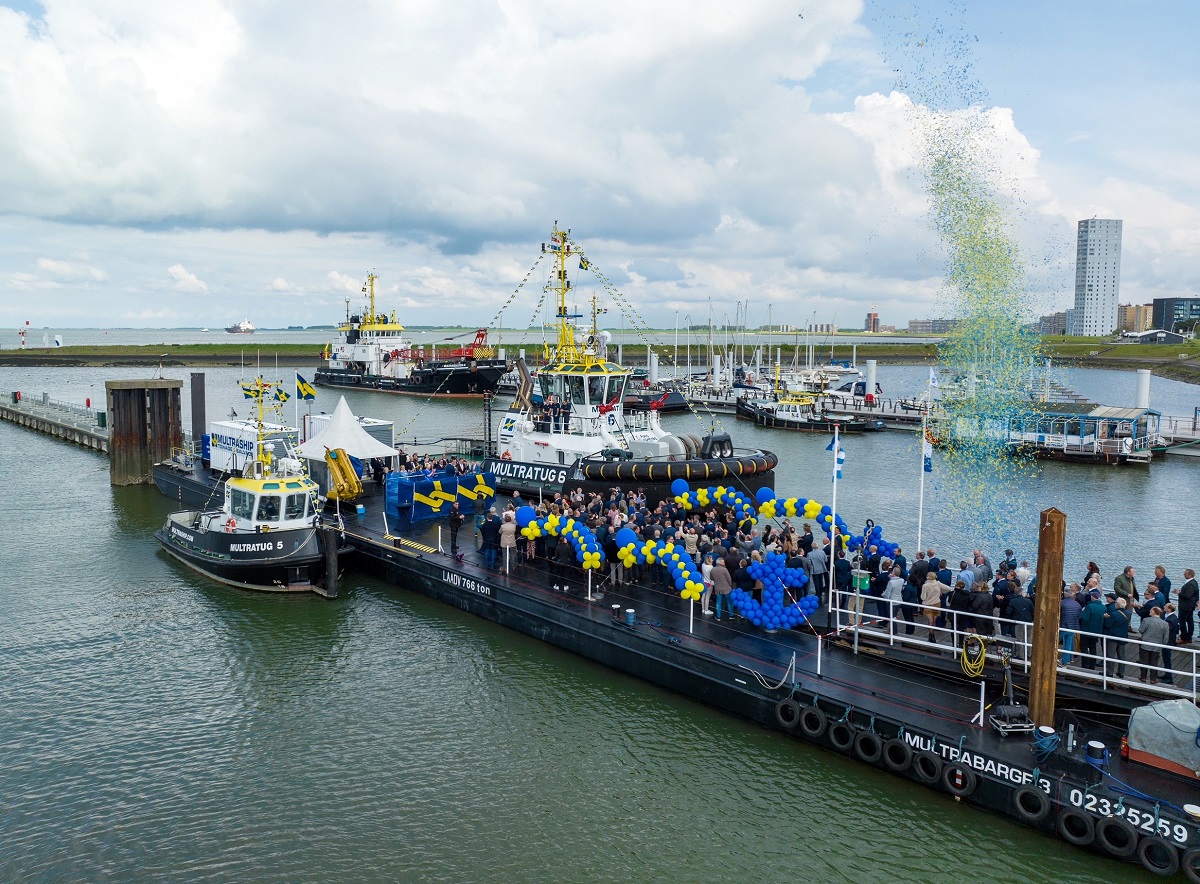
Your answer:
[929,367,939,388]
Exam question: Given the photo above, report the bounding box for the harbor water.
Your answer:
[3,362,1195,881]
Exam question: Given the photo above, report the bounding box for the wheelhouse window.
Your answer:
[567,375,585,405]
[587,375,607,406]
[230,489,255,520]
[285,493,308,520]
[256,495,282,522]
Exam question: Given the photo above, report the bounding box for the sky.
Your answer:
[0,0,1197,331]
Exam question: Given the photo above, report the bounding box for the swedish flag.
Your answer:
[274,386,290,403]
[241,382,258,399]
[579,257,589,270]
[296,374,317,401]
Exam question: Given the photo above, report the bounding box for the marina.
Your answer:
[5,343,1200,879]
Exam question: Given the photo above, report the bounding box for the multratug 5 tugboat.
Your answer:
[154,378,328,592]
[484,223,776,499]
[314,272,510,397]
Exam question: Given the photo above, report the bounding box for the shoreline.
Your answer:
[2,342,1199,386]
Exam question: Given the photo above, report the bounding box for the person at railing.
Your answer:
[1082,561,1101,587]
[1078,590,1107,671]
[1136,607,1170,684]
[1015,560,1032,587]
[1162,604,1180,686]
[1153,565,1172,600]
[882,567,906,635]
[871,561,893,619]
[1178,569,1197,645]
[1103,595,1132,678]
[1138,581,1167,622]
[969,582,995,636]
[711,556,733,622]
[809,541,828,603]
[1060,586,1083,665]
[993,571,1016,637]
[1005,585,1034,660]
[949,580,973,643]
[921,571,951,643]
[834,549,852,617]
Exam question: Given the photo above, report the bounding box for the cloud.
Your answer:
[37,257,108,281]
[0,1,1194,328]
[167,263,207,292]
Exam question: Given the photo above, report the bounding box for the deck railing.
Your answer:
[829,592,1198,702]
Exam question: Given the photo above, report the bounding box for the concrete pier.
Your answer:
[0,393,109,452]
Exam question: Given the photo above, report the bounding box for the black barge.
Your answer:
[334,498,1200,881]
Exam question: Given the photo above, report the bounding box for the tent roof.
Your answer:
[296,396,397,460]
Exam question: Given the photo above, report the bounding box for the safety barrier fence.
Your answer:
[829,592,1199,702]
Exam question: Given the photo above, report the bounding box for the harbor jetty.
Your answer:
[0,392,108,452]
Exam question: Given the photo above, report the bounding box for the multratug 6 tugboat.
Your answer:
[484,223,776,499]
[155,378,328,592]
[314,272,510,397]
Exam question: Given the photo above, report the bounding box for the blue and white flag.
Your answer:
[833,441,846,481]
[929,367,939,388]
[923,438,933,474]
[825,435,837,452]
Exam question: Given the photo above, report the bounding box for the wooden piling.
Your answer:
[1029,507,1067,727]
[105,379,183,485]
[316,526,340,598]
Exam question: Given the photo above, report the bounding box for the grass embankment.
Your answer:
[4,338,1199,385]
[0,343,322,367]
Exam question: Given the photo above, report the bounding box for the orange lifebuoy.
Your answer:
[501,451,513,460]
[225,518,237,533]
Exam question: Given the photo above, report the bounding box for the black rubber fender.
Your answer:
[941,762,977,798]
[798,706,828,739]
[1138,836,1181,878]
[912,750,942,784]
[774,697,800,729]
[1181,847,1200,884]
[1012,786,1051,824]
[882,738,913,773]
[852,730,883,765]
[827,720,855,752]
[1094,815,1138,858]
[1057,809,1095,847]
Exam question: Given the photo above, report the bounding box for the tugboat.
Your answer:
[154,378,331,592]
[314,273,510,397]
[225,319,256,334]
[483,223,777,499]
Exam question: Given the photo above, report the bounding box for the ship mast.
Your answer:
[363,272,378,324]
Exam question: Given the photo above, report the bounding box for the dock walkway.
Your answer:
[0,392,108,452]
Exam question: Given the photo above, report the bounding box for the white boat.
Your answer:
[226,319,256,334]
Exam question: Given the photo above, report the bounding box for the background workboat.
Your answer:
[315,273,510,397]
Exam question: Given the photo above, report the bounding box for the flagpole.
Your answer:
[294,370,300,435]
[830,423,839,545]
[917,371,932,552]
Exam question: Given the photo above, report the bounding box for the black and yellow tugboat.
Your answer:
[154,378,331,592]
[314,272,510,397]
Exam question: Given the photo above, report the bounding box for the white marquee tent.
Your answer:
[296,396,396,461]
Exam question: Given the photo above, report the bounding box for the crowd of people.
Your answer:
[440,481,1198,690]
[838,549,1196,686]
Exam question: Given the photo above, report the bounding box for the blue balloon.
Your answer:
[671,478,690,497]
[755,486,775,504]
[515,505,537,528]
[615,527,638,548]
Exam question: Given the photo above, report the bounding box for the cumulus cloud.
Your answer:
[37,257,108,281]
[167,263,207,292]
[0,0,1194,327]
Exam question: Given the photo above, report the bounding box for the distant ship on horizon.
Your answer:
[225,319,255,334]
